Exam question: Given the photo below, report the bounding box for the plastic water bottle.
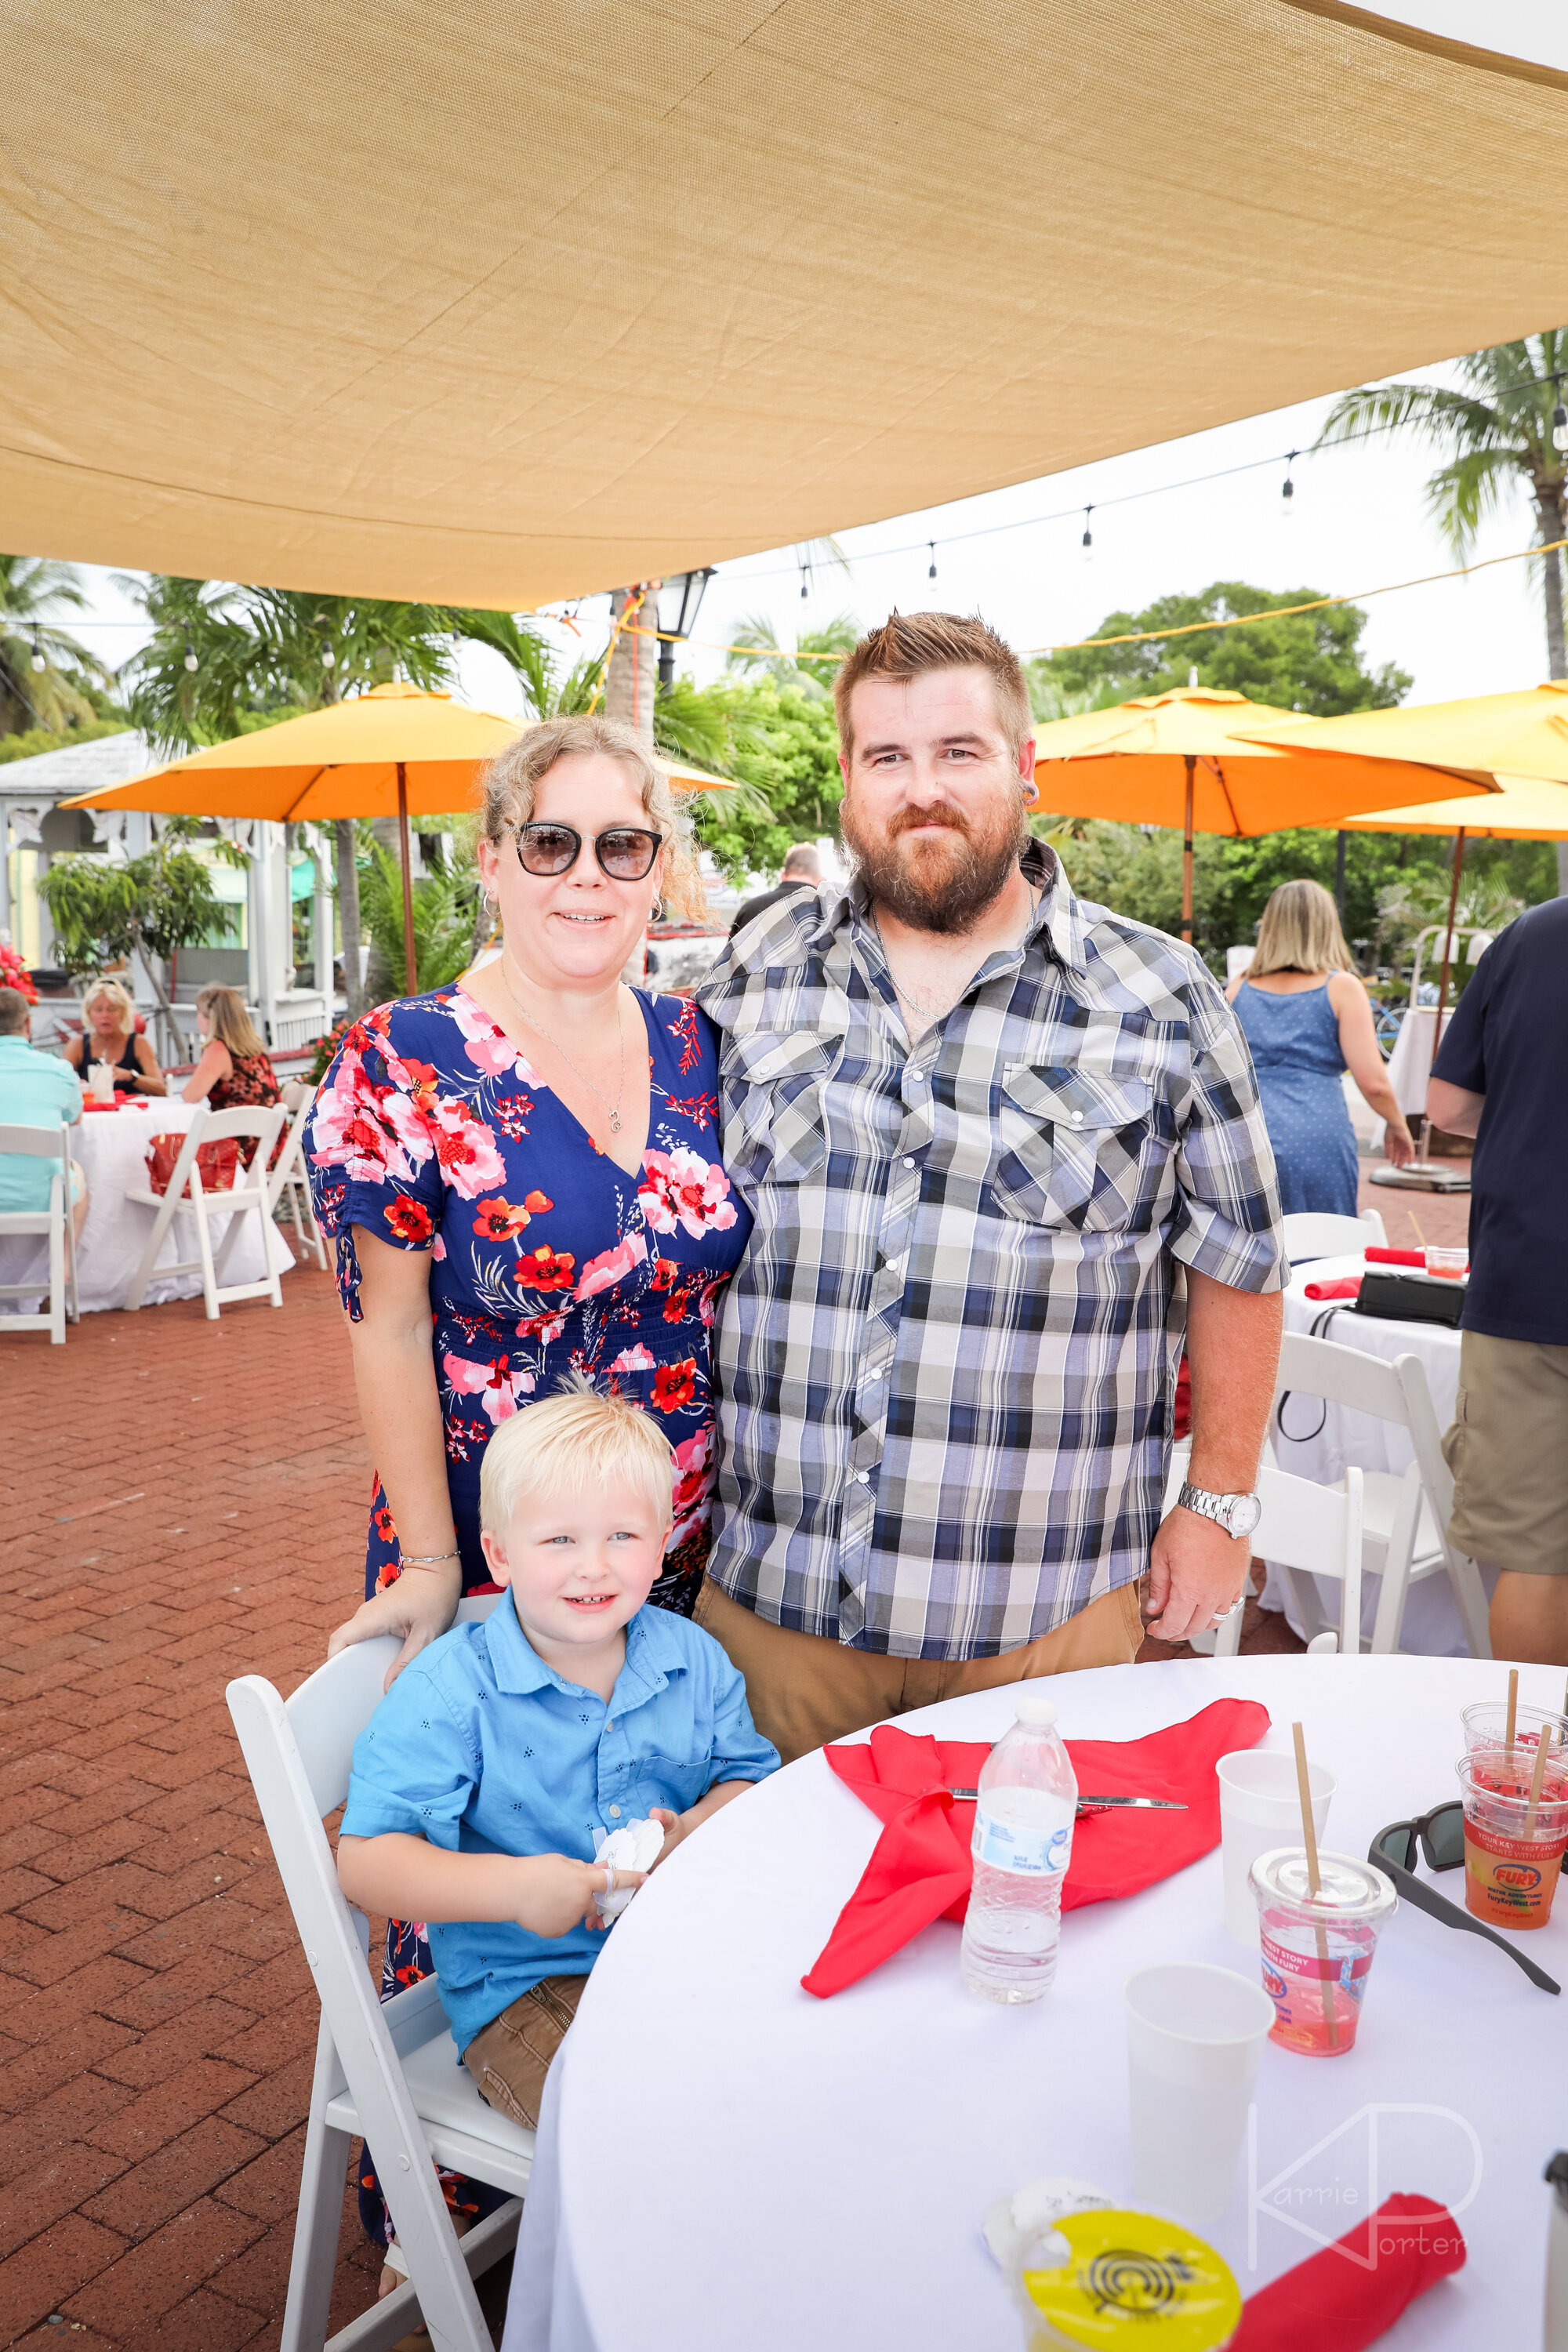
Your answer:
[960,1689,1077,2003]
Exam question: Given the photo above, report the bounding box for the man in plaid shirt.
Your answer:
[695,614,1286,1762]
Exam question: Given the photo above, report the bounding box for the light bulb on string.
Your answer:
[1080,507,1094,561]
[321,638,336,668]
[1553,401,1568,455]
[183,626,198,674]
[1281,452,1296,518]
[800,561,811,601]
[927,542,938,581]
[30,629,45,673]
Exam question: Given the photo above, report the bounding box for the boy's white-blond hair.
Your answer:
[478,1383,675,1535]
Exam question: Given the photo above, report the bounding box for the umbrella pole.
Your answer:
[1432,826,1466,1053]
[397,762,417,995]
[1181,755,1196,944]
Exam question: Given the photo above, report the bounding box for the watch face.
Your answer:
[1229,1493,1263,1540]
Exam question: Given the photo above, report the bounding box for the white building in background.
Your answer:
[0,730,336,1055]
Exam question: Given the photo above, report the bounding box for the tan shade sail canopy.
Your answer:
[1029,691,1494,836]
[7,3,1568,606]
[1242,683,1568,786]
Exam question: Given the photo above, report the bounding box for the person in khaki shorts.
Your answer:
[694,614,1287,1763]
[1429,894,1568,1665]
[336,1389,777,2205]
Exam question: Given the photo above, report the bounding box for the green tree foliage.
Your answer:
[1316,330,1568,678]
[0,717,132,768]
[1029,582,1411,717]
[646,678,842,887]
[358,840,481,995]
[724,610,858,699]
[0,555,115,738]
[35,818,246,1052]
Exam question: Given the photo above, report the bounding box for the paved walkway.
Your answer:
[0,1157,1466,2344]
[0,1263,390,2350]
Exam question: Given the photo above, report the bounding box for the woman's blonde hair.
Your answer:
[196,984,265,1058]
[82,976,136,1036]
[478,714,705,921]
[479,1384,675,1534]
[1250,878,1357,978]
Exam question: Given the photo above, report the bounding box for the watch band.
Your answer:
[1177,1479,1261,1540]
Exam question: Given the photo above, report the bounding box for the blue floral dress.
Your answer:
[305,981,750,2248]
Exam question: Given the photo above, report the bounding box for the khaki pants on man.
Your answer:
[693,1576,1145,1766]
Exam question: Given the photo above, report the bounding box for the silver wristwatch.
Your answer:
[1178,1479,1263,1541]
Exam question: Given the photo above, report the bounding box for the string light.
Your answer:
[799,557,811,601]
[321,637,336,668]
[927,542,938,581]
[1080,506,1094,561]
[183,625,198,674]
[1554,403,1568,456]
[1281,452,1296,518]
[30,628,45,673]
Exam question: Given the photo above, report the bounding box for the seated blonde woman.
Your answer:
[180,985,283,1117]
[65,976,166,1096]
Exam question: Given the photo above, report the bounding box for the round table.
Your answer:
[1271,1254,1483,1656]
[503,1653,1563,2352]
[0,1098,294,1314]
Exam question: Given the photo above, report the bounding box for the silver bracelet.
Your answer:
[398,1550,459,1568]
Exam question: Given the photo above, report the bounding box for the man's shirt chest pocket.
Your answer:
[724,1025,845,1186]
[990,1064,1159,1231]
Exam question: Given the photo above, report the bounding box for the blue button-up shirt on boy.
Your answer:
[340,1592,779,2052]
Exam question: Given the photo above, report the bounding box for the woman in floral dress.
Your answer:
[305,715,750,2281]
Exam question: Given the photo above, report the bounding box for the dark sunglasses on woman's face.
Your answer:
[512,822,662,881]
[1369,1808,1559,1994]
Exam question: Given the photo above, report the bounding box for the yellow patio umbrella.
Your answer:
[1029,688,1494,942]
[1241,682,1568,785]
[62,683,737,990]
[1340,771,1568,1047]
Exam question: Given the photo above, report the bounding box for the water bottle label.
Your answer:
[972,1802,1073,1877]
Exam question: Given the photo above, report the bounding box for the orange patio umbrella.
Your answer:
[1029,688,1495,942]
[62,683,736,990]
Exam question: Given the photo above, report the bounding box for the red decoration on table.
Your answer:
[0,944,38,1002]
[801,1698,1270,1998]
[1230,2194,1465,2350]
[1303,1276,1363,1302]
[1363,1247,1425,1268]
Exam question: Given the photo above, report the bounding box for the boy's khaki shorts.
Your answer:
[462,1973,587,2129]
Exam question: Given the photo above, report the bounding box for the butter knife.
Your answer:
[944,1788,1185,1812]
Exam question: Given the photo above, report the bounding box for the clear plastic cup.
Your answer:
[1425,1247,1468,1279]
[1461,1700,1568,1763]
[89,1060,114,1103]
[1123,1963,1276,2223]
[1216,1750,1334,1946]
[1250,1848,1396,2057]
[1456,1752,1568,1930]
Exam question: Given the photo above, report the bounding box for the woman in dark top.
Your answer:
[67,975,166,1094]
[180,984,283,1113]
[306,713,750,2285]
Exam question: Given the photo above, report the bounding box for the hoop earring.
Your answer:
[652,898,666,923]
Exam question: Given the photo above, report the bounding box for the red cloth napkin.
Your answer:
[801,1698,1269,1998]
[1364,1247,1425,1267]
[1231,2194,1465,2350]
[1304,1276,1362,1301]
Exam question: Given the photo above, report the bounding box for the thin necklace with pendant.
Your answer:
[501,958,627,1137]
[885,881,1039,1039]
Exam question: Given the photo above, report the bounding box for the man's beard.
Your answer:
[840,792,1026,935]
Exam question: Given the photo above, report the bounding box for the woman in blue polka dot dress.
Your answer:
[1229,879,1414,1215]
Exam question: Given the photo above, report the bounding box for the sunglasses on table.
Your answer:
[511,822,663,880]
[1370,1806,1559,1995]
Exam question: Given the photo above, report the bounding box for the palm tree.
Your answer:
[1316,332,1568,677]
[724,608,859,698]
[1316,329,1568,888]
[0,554,112,735]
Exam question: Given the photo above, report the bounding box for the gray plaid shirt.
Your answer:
[695,841,1285,1659]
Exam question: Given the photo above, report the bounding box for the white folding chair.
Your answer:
[1280,1207,1388,1262]
[0,1119,80,1343]
[227,1595,528,2352]
[267,1089,328,1272]
[1162,1452,1364,1659]
[124,1102,287,1319]
[1269,1331,1490,1658]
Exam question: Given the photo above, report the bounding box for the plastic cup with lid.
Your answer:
[1250,1848,1396,2056]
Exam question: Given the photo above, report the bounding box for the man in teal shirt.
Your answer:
[0,986,89,1239]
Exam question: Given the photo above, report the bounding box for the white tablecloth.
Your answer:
[1271,1254,1484,1656]
[503,1654,1565,2352]
[0,1098,293,1313]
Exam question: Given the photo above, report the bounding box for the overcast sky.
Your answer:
[57,9,1566,731]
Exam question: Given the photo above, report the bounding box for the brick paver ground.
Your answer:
[0,1261,396,2350]
[0,1154,1468,2344]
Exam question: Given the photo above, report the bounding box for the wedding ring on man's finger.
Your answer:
[601,1862,618,1897]
[1207,1596,1247,1627]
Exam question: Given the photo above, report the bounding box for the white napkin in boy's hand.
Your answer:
[593,1816,666,1919]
